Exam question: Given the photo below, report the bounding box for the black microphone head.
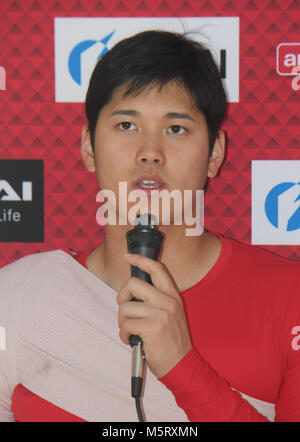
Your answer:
[126,213,164,288]
[134,213,158,231]
[126,213,163,259]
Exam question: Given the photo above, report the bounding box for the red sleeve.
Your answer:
[158,348,269,422]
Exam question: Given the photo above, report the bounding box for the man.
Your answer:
[1,30,300,422]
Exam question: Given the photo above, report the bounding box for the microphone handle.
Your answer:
[129,245,157,347]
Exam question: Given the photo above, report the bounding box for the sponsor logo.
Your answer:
[55,17,239,103]
[0,180,32,201]
[265,182,300,232]
[68,31,115,86]
[276,43,300,75]
[252,161,300,245]
[0,160,44,242]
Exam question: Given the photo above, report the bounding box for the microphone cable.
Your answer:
[126,213,164,422]
[135,397,144,423]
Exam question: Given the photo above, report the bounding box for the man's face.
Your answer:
[84,81,224,226]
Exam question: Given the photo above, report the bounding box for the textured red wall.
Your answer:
[0,0,299,266]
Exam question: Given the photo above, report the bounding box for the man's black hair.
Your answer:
[85,30,227,152]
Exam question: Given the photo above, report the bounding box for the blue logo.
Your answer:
[265,182,300,231]
[68,31,115,85]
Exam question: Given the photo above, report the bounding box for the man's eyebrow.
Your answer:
[164,112,195,122]
[110,109,140,117]
[110,110,195,121]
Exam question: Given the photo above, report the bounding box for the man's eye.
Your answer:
[167,125,186,135]
[118,122,136,131]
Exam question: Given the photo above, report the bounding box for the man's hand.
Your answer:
[116,253,193,379]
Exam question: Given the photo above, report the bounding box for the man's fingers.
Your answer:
[117,276,182,317]
[119,317,160,346]
[117,276,164,304]
[123,253,178,296]
[117,300,156,327]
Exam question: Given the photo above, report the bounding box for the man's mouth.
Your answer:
[136,179,164,189]
[132,176,166,191]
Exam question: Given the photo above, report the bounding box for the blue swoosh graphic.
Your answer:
[68,40,97,85]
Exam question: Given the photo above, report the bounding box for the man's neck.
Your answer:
[86,225,222,294]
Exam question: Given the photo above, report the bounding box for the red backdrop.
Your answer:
[0,0,299,267]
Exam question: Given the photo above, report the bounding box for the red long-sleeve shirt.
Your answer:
[2,233,300,421]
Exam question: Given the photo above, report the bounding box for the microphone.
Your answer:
[126,213,164,421]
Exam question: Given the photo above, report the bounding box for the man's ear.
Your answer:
[80,124,95,172]
[207,130,226,178]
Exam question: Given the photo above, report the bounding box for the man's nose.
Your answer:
[135,137,166,166]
